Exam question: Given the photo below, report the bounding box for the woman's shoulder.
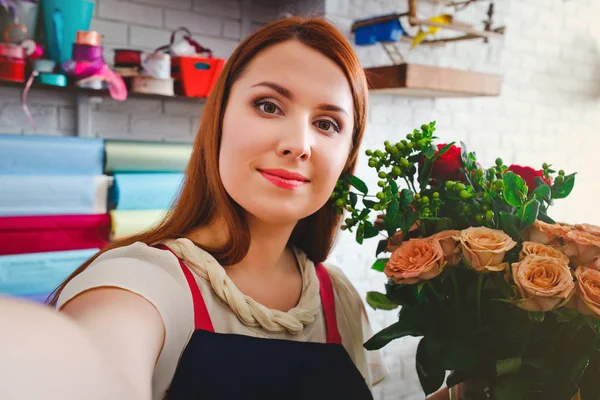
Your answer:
[57,241,192,311]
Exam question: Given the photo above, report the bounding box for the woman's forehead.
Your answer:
[236,41,354,112]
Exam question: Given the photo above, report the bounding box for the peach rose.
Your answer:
[525,220,572,245]
[457,227,517,272]
[564,229,600,269]
[575,223,600,237]
[430,230,461,266]
[511,255,575,312]
[384,223,420,253]
[520,241,569,264]
[384,238,446,284]
[569,266,600,318]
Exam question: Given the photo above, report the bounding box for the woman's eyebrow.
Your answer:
[251,81,349,116]
[251,81,294,100]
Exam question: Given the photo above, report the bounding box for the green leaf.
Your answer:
[435,142,455,160]
[519,200,540,229]
[356,223,364,244]
[349,192,358,208]
[500,212,522,240]
[424,144,437,160]
[399,208,417,234]
[553,307,581,323]
[503,172,528,207]
[538,211,555,224]
[358,208,370,220]
[349,175,368,195]
[528,311,545,322]
[386,200,400,236]
[376,239,388,256]
[497,357,522,376]
[568,346,593,383]
[364,222,379,239]
[389,179,398,196]
[363,309,425,350]
[533,184,551,201]
[416,338,446,396]
[552,173,576,199]
[399,189,414,208]
[423,336,478,371]
[363,199,377,208]
[366,291,399,311]
[493,377,527,400]
[371,258,389,272]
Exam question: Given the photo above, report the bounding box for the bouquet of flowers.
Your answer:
[332,122,600,400]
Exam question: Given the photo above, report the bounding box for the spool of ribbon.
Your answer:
[76,30,101,47]
[35,73,66,87]
[114,49,142,67]
[0,57,24,81]
[132,75,174,96]
[61,43,105,79]
[20,39,43,60]
[3,23,27,44]
[77,64,128,101]
[0,43,24,59]
[32,59,55,73]
[141,52,171,80]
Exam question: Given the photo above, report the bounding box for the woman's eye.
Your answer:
[256,100,281,115]
[315,119,340,134]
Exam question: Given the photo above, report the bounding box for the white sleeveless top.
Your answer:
[56,238,388,400]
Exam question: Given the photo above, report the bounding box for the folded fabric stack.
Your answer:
[0,134,110,303]
[105,140,192,240]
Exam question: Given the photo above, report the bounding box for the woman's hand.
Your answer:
[427,387,450,400]
[0,291,163,400]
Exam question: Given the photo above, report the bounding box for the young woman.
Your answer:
[0,16,390,400]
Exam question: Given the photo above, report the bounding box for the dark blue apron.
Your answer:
[156,245,374,400]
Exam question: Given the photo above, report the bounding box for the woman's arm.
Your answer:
[0,288,165,400]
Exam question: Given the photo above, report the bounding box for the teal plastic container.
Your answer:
[41,0,94,64]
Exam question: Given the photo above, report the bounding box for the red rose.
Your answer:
[429,144,465,182]
[507,165,551,193]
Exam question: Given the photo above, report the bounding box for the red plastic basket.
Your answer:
[171,56,225,98]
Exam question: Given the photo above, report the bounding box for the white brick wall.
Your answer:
[324,0,600,398]
[2,0,600,398]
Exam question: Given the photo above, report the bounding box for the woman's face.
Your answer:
[219,40,355,226]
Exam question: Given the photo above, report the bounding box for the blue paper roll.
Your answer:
[112,173,184,210]
[0,175,111,216]
[0,248,98,296]
[0,134,104,175]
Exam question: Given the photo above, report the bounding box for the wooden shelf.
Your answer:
[366,63,502,97]
[0,78,205,103]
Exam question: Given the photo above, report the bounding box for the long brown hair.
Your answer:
[47,16,368,306]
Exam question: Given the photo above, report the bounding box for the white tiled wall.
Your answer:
[2,0,600,398]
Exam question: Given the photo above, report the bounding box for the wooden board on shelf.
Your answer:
[0,79,205,102]
[365,63,502,97]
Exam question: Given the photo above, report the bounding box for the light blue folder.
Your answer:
[0,134,104,175]
[0,248,98,296]
[112,173,184,210]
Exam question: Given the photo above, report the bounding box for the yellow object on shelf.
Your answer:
[110,209,167,239]
[411,14,453,49]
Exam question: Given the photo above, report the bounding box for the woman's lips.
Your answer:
[258,169,308,190]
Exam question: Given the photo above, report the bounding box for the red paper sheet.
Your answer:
[0,214,110,255]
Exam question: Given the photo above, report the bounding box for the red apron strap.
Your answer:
[154,244,214,332]
[314,263,343,345]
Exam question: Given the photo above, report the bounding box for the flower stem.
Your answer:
[451,269,460,307]
[477,273,484,323]
[426,281,443,305]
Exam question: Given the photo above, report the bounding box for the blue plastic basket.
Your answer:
[355,25,376,46]
[374,19,405,43]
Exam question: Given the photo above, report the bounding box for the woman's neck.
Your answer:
[187,215,298,275]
